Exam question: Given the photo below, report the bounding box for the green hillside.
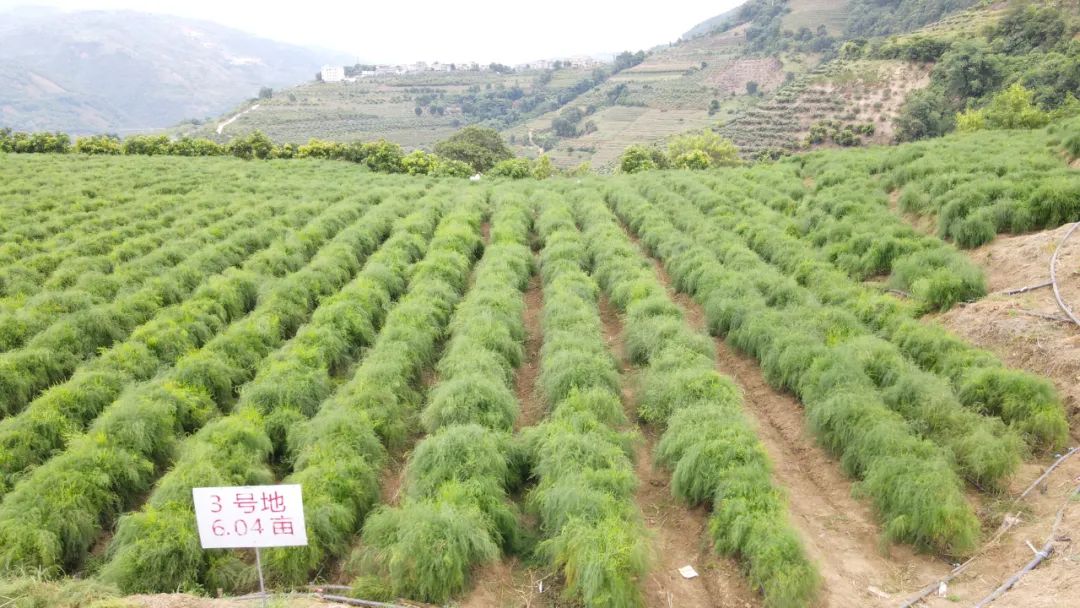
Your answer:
[185,0,1010,170]
[176,66,602,148]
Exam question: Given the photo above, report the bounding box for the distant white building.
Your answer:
[321,65,345,82]
[565,55,603,68]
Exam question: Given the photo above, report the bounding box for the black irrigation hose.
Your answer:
[999,281,1052,296]
[898,447,1080,608]
[1050,222,1080,328]
[973,480,1080,608]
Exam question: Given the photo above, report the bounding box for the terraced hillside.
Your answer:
[176,67,599,148]
[2,119,1080,607]
[502,23,826,170]
[172,0,1009,172]
[721,59,931,157]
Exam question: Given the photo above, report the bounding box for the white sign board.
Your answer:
[192,484,308,549]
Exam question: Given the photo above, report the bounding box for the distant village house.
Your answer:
[320,65,345,82]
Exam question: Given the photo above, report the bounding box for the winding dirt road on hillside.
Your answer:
[216,103,260,135]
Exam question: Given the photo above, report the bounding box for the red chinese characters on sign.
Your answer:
[192,484,307,549]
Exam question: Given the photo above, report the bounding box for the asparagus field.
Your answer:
[0,127,1078,608]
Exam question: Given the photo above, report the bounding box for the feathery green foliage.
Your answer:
[520,192,648,608]
[262,194,485,586]
[608,182,982,557]
[572,190,820,607]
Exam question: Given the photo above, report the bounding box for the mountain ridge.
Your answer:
[0,7,352,133]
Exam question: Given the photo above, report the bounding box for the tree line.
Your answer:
[0,126,588,180]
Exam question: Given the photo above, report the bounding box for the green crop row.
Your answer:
[0,195,416,574]
[0,198,383,497]
[571,189,820,608]
[0,200,246,351]
[664,172,1069,450]
[879,127,1078,247]
[1,200,191,305]
[0,181,144,252]
[355,192,533,603]
[719,159,987,311]
[648,182,1022,488]
[99,191,448,594]
[523,192,647,608]
[261,194,484,586]
[36,201,230,294]
[0,200,330,419]
[607,184,982,557]
[0,196,182,300]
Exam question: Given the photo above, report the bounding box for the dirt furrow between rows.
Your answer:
[598,294,760,608]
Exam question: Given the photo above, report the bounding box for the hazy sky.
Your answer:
[1,1,742,64]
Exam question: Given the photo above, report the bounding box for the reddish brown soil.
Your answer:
[514,271,545,430]
[458,558,553,608]
[914,224,1080,607]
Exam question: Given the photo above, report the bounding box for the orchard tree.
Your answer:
[667,130,740,168]
[619,145,665,173]
[434,125,513,173]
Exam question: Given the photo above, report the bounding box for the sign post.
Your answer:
[193,484,307,605]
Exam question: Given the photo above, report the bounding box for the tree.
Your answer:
[401,150,438,175]
[226,131,275,159]
[667,130,740,168]
[433,125,513,173]
[169,137,223,157]
[431,158,473,178]
[361,139,405,173]
[895,88,954,141]
[746,81,759,96]
[993,4,1071,55]
[488,158,533,179]
[613,50,646,72]
[74,135,122,155]
[122,134,171,156]
[672,149,711,170]
[415,107,423,116]
[619,145,666,173]
[296,138,346,159]
[551,116,578,137]
[259,87,274,100]
[957,83,1051,131]
[934,41,1002,100]
[708,99,721,115]
[532,155,555,179]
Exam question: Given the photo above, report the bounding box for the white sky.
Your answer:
[1,1,742,64]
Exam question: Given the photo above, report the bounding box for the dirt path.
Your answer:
[514,271,545,430]
[598,294,761,608]
[630,232,944,607]
[215,103,260,135]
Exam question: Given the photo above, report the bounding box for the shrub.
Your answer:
[488,158,533,179]
[74,135,122,155]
